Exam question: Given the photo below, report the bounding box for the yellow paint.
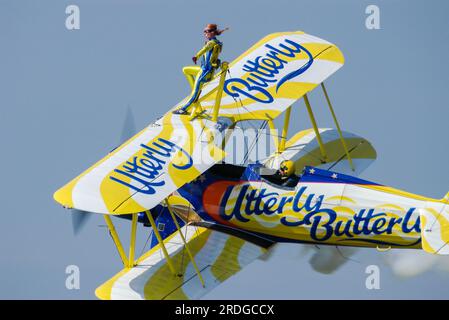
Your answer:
[212,62,229,122]
[145,210,177,275]
[209,81,316,111]
[426,208,449,250]
[100,113,175,214]
[211,237,245,282]
[96,225,196,300]
[166,194,193,208]
[136,223,186,264]
[420,214,433,253]
[144,229,212,300]
[304,94,328,162]
[95,267,129,300]
[279,106,291,152]
[374,204,406,212]
[166,201,205,287]
[443,192,449,202]
[53,126,147,209]
[103,215,128,268]
[365,185,445,204]
[285,128,314,148]
[128,213,138,268]
[292,137,376,175]
[182,66,201,89]
[326,195,356,204]
[218,181,423,249]
[267,120,279,152]
[217,44,341,93]
[54,31,345,216]
[321,82,354,171]
[97,112,224,214]
[167,116,202,188]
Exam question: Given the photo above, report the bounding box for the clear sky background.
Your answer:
[1,0,449,299]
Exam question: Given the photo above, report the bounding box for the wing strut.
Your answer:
[144,210,177,275]
[304,94,329,162]
[103,214,140,268]
[103,215,128,268]
[321,82,355,171]
[128,213,138,268]
[165,199,206,288]
[212,62,229,122]
[268,120,279,152]
[278,105,292,153]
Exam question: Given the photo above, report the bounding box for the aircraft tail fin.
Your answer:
[420,197,449,255]
[443,192,449,202]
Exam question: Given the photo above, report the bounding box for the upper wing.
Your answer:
[184,31,344,121]
[53,114,225,214]
[53,31,343,214]
[95,225,270,300]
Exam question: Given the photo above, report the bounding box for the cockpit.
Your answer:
[207,162,300,189]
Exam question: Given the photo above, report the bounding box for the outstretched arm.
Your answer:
[194,41,215,59]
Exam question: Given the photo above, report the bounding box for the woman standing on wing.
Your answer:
[174,24,228,115]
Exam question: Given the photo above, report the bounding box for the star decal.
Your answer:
[309,168,315,174]
[331,173,338,179]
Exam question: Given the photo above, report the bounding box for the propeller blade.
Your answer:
[308,246,358,274]
[120,105,137,144]
[259,243,281,261]
[383,250,438,277]
[71,209,92,236]
[260,243,311,262]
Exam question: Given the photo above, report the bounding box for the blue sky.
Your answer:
[1,0,449,299]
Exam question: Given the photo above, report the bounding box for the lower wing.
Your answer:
[96,224,271,300]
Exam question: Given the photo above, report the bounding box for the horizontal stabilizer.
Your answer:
[264,128,377,176]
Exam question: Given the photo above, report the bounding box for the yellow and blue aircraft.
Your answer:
[53,31,449,299]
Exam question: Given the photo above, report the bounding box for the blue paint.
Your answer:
[149,206,185,249]
[300,166,382,186]
[109,137,193,195]
[180,38,222,111]
[224,38,314,103]
[218,184,420,243]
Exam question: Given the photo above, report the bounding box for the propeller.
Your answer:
[71,209,92,235]
[71,105,137,236]
[121,105,137,143]
[308,246,358,274]
[383,250,439,277]
[260,243,358,274]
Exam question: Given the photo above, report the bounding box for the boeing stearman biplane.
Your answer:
[53,31,449,300]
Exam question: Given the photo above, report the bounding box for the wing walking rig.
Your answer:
[53,31,449,300]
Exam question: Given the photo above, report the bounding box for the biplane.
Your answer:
[53,31,449,300]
